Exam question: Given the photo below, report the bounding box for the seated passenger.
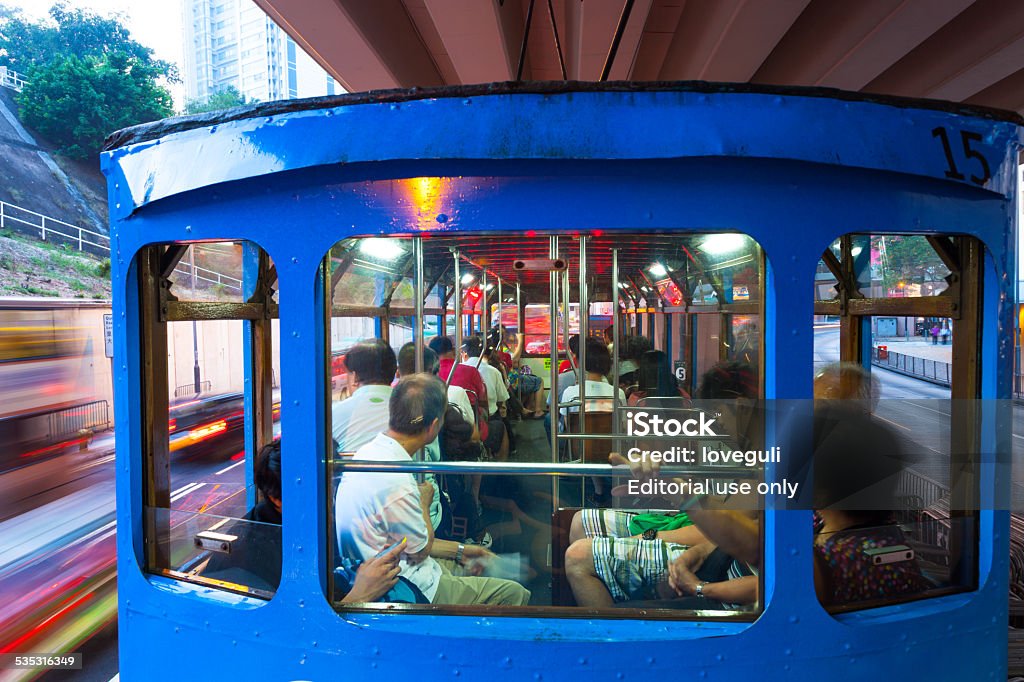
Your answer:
[331,339,396,453]
[812,392,929,606]
[501,330,545,419]
[207,440,403,602]
[397,342,484,539]
[564,361,757,607]
[559,337,626,420]
[461,335,509,460]
[335,374,530,606]
[429,335,489,433]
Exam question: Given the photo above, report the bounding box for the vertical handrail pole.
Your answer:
[549,236,560,503]
[496,277,503,347]
[577,236,588,500]
[414,237,424,373]
[612,249,621,461]
[451,248,462,386]
[481,268,489,337]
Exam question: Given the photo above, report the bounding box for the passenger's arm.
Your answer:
[685,509,760,568]
[511,333,525,365]
[386,487,433,563]
[340,542,403,603]
[695,575,758,605]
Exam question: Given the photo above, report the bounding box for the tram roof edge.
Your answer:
[104,80,1024,151]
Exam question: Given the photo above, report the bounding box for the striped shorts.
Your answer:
[578,508,639,539]
[590,535,689,602]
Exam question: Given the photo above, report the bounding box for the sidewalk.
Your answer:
[875,337,952,363]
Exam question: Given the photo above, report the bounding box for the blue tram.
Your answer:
[102,83,1020,680]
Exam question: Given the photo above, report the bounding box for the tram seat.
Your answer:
[564,412,615,464]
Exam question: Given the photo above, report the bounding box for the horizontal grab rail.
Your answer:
[331,459,761,477]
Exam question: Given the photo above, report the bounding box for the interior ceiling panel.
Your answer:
[255,0,1024,114]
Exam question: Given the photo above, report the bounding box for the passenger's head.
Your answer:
[398,343,440,377]
[254,439,282,510]
[389,374,447,440]
[584,336,612,375]
[813,409,903,520]
[603,325,615,344]
[639,350,676,397]
[428,335,456,358]
[813,362,878,410]
[695,361,758,446]
[622,335,652,361]
[696,361,757,400]
[461,335,483,358]
[344,339,397,386]
[568,334,580,359]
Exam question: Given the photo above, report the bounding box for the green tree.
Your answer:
[0,3,175,160]
[183,86,251,115]
[17,52,173,159]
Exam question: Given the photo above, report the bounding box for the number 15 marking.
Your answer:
[932,127,991,186]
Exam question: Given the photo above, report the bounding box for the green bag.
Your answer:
[627,512,692,536]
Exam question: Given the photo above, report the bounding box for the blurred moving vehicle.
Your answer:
[0,301,109,521]
[169,392,281,458]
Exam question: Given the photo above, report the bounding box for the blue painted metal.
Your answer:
[102,85,1021,681]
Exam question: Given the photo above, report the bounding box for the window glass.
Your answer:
[141,241,281,598]
[326,232,765,618]
[811,233,975,612]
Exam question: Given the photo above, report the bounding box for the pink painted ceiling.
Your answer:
[254,0,1024,114]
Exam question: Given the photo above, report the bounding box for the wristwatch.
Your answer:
[642,528,658,541]
[455,543,465,564]
[694,581,709,598]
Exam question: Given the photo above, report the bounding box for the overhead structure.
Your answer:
[254,0,1024,114]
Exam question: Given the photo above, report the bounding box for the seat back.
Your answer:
[565,411,615,464]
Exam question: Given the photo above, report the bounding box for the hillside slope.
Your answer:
[0,87,108,233]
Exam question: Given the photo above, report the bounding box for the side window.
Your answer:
[812,233,977,612]
[325,231,766,618]
[138,241,281,598]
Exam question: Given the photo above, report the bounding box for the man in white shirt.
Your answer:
[335,374,530,605]
[331,340,397,454]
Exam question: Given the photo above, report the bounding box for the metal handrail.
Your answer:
[333,460,761,477]
[0,200,109,251]
[555,432,725,441]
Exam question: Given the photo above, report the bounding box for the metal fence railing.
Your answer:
[48,400,111,439]
[0,66,28,92]
[171,261,243,293]
[0,200,110,254]
[175,381,212,398]
[2,199,244,293]
[871,347,951,386]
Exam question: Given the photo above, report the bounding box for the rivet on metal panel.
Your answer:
[437,214,449,223]
[292,330,299,337]
[298,599,305,607]
[788,615,799,623]
[788,546,798,555]
[185,226,192,232]
[293,400,299,406]
[578,657,587,665]
[464,99,472,106]
[784,648,792,656]
[292,257,299,264]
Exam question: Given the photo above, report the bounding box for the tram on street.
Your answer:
[102,82,1020,680]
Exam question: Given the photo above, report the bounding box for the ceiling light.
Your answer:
[700,234,746,256]
[358,238,404,261]
[648,263,667,277]
[851,245,863,257]
[461,273,476,285]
